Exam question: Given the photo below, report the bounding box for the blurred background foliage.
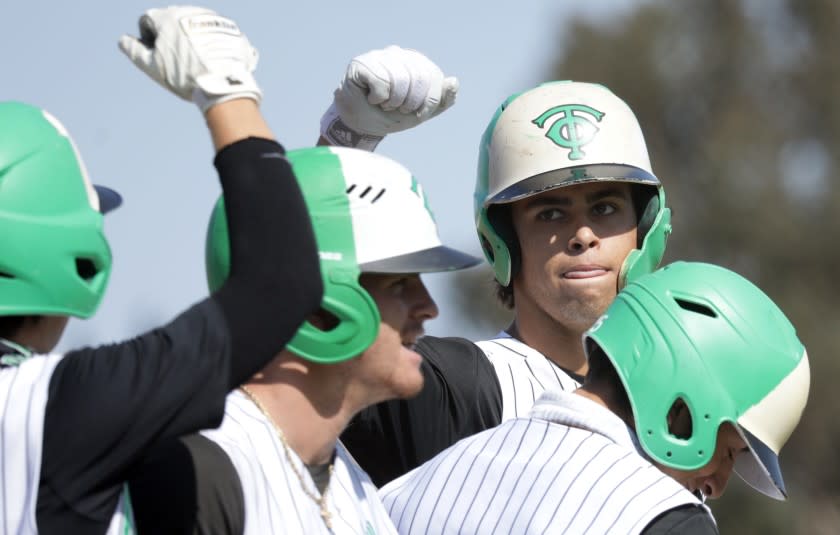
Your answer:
[446,0,839,532]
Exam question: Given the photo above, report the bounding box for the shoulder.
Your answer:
[641,504,719,534]
[415,335,498,391]
[201,391,267,454]
[130,434,245,535]
[415,335,486,363]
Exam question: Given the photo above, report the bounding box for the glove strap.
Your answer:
[193,71,262,113]
[319,104,383,151]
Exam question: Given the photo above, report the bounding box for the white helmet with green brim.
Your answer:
[206,146,480,364]
[475,81,672,288]
[584,261,810,500]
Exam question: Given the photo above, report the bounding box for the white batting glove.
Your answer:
[320,45,459,150]
[118,6,261,112]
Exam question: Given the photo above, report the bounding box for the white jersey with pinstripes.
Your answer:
[379,389,707,535]
[476,332,581,422]
[201,391,397,535]
[1,354,61,535]
[0,354,136,535]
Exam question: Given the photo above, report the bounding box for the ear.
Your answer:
[667,398,693,440]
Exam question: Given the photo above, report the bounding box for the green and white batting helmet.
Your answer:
[584,261,810,500]
[206,146,479,364]
[0,102,121,318]
[475,81,672,288]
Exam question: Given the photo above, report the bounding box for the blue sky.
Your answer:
[4,0,643,350]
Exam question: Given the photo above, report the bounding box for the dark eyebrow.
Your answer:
[522,195,572,210]
[522,186,630,210]
[585,187,631,203]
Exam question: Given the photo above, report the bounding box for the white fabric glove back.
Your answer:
[321,46,459,150]
[119,6,261,112]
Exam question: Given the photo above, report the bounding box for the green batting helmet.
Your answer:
[0,102,121,319]
[584,261,810,500]
[475,81,672,288]
[206,146,479,364]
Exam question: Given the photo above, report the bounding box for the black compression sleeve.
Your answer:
[341,336,502,486]
[641,505,720,535]
[130,434,245,535]
[211,138,323,388]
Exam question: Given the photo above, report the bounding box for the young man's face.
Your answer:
[510,181,638,332]
[350,273,438,403]
[656,422,749,500]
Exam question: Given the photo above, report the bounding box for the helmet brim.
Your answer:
[734,426,787,500]
[94,185,122,214]
[487,164,660,205]
[359,245,481,274]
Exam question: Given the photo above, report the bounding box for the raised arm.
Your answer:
[36,8,322,531]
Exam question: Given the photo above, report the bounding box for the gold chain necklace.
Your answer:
[239,385,335,530]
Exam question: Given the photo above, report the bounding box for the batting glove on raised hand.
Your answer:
[320,45,458,150]
[118,5,261,112]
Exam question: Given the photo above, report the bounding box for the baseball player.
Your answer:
[0,6,323,534]
[319,64,672,485]
[379,261,810,534]
[124,14,480,533]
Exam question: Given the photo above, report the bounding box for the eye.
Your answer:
[592,202,617,216]
[389,277,410,293]
[536,208,564,221]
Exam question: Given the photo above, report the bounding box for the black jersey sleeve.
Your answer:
[130,434,245,535]
[37,137,322,533]
[641,504,720,535]
[341,335,502,487]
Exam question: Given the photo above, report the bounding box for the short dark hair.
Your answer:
[494,280,515,309]
[584,340,632,416]
[0,316,28,340]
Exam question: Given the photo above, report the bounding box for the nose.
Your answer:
[412,279,439,321]
[697,460,736,499]
[567,223,600,253]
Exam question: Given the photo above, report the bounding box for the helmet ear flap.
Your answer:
[205,195,381,365]
[287,268,380,364]
[477,204,519,287]
[619,187,672,288]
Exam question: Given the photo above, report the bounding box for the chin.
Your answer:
[390,362,425,400]
[394,377,425,400]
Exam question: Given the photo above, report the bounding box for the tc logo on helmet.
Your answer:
[532,104,605,160]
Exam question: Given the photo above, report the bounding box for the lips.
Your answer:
[401,327,424,348]
[563,265,609,279]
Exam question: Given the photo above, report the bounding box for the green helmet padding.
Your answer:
[475,90,523,286]
[206,146,379,364]
[0,102,112,318]
[618,187,672,287]
[585,261,805,471]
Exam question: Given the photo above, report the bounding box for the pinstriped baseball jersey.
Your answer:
[0,353,137,535]
[476,332,582,422]
[379,389,706,535]
[1,354,61,535]
[202,391,397,535]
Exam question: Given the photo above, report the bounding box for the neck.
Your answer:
[241,352,358,465]
[509,308,588,375]
[574,382,633,426]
